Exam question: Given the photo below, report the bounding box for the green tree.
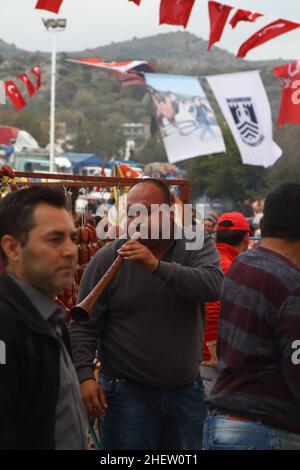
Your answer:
[136,132,167,164]
[266,163,300,189]
[73,119,90,153]
[88,116,126,159]
[0,109,48,147]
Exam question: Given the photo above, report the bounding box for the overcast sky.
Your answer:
[1,0,300,61]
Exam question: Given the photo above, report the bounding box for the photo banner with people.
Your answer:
[207,70,282,168]
[144,73,226,164]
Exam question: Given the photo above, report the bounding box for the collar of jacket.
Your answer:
[216,243,240,262]
[0,271,60,338]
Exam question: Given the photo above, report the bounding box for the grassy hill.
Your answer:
[70,31,248,71]
[0,39,26,60]
[0,31,299,198]
[0,31,285,122]
[0,31,286,123]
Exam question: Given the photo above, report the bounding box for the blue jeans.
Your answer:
[98,372,207,450]
[203,415,300,450]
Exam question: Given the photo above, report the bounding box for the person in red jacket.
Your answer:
[201,212,251,395]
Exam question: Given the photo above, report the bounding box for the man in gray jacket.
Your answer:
[70,179,222,450]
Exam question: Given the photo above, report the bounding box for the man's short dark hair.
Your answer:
[205,216,217,226]
[0,186,69,259]
[216,220,248,246]
[131,178,171,205]
[262,183,300,241]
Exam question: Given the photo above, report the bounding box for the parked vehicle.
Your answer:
[80,166,112,177]
[10,151,72,174]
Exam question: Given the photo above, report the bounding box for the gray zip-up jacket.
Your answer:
[70,233,222,389]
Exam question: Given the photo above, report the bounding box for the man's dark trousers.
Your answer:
[98,372,207,450]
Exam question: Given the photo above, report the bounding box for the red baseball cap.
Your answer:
[217,212,251,232]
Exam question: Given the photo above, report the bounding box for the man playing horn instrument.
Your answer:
[70,178,223,450]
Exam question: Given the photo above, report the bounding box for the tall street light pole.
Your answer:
[43,18,67,173]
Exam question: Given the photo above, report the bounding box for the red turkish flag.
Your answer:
[35,0,64,14]
[129,0,142,5]
[4,81,27,111]
[274,61,300,126]
[230,9,262,29]
[115,70,146,88]
[237,19,300,58]
[208,1,233,50]
[31,65,42,90]
[118,164,142,178]
[18,73,36,97]
[159,0,196,28]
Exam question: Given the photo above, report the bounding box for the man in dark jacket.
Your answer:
[70,179,223,450]
[0,186,88,450]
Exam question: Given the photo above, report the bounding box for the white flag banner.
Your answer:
[207,71,282,168]
[0,81,6,105]
[144,73,226,164]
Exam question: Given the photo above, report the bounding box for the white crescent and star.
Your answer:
[7,84,20,98]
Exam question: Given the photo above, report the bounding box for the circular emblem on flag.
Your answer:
[228,97,265,147]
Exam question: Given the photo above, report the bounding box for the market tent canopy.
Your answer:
[0,126,19,146]
[14,131,39,152]
[0,144,14,157]
[0,126,39,152]
[60,152,104,173]
[55,156,72,169]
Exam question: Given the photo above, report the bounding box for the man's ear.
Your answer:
[243,233,250,249]
[0,235,21,263]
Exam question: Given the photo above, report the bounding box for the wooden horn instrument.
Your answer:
[71,230,140,322]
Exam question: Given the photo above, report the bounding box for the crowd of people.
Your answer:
[0,179,300,451]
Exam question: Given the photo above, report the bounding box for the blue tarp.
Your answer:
[60,152,104,173]
[60,153,146,175]
[0,144,14,156]
[111,159,143,168]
